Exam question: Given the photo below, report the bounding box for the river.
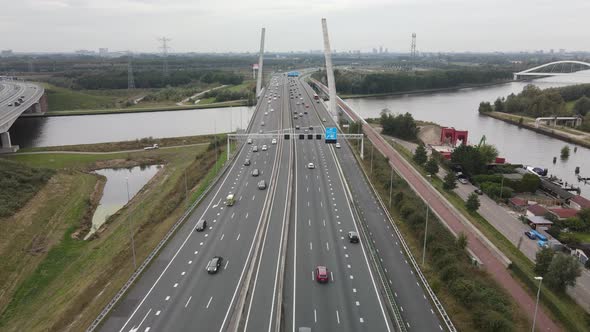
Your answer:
[344,74,590,196]
[9,76,590,195]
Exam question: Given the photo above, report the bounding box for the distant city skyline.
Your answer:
[2,0,589,53]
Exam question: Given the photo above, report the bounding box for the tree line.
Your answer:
[313,67,513,95]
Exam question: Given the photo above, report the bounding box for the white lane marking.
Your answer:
[206,296,213,309]
[330,271,334,282]
[155,310,161,316]
[194,251,198,255]
[311,271,314,281]
[224,260,229,269]
[336,310,340,324]
[360,318,364,323]
[350,275,354,279]
[307,201,310,207]
[145,327,151,332]
[132,308,152,332]
[314,309,317,323]
[400,306,404,312]
[220,234,225,241]
[173,283,178,288]
[356,301,360,306]
[165,296,170,301]
[323,219,326,227]
[326,242,330,251]
[181,271,186,276]
[185,296,192,308]
[213,219,217,223]
[188,260,193,264]
[309,242,313,250]
[246,213,249,219]
[252,195,256,201]
[320,201,323,207]
[236,233,241,241]
[353,288,357,293]
[231,212,235,219]
[347,264,351,268]
[205,234,208,237]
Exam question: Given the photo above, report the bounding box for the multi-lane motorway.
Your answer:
[100,74,446,332]
[0,79,44,132]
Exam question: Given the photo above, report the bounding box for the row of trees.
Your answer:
[379,110,419,140]
[314,68,513,95]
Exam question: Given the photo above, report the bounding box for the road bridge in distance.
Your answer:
[0,77,46,152]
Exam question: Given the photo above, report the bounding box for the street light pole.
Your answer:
[370,143,374,175]
[422,207,429,266]
[125,177,137,269]
[500,175,505,199]
[532,276,543,332]
[388,165,394,208]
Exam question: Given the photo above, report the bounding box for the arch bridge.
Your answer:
[514,61,590,79]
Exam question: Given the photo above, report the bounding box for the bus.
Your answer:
[530,229,547,241]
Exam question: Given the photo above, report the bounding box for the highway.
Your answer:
[99,74,446,332]
[0,79,44,132]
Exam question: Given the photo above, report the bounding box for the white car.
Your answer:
[261,122,265,126]
[307,163,315,169]
[335,143,341,148]
[459,178,469,184]
[247,138,253,144]
[270,108,274,112]
[262,145,268,151]
[271,138,277,144]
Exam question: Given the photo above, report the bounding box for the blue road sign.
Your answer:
[325,127,337,141]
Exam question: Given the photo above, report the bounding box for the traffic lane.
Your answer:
[337,142,443,331]
[310,87,442,330]
[243,138,290,332]
[100,88,273,331]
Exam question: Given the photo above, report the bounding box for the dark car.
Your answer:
[524,231,536,240]
[195,219,207,232]
[244,159,251,166]
[206,256,223,274]
[474,188,483,195]
[348,231,359,243]
[308,126,313,130]
[315,266,329,283]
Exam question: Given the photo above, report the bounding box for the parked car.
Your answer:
[458,178,469,184]
[474,188,483,195]
[206,256,223,274]
[315,266,329,283]
[524,231,536,240]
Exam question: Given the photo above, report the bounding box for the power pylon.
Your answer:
[127,53,135,89]
[410,33,417,58]
[158,37,171,77]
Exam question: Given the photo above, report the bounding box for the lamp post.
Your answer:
[532,276,543,332]
[388,165,394,208]
[125,177,137,269]
[500,175,505,199]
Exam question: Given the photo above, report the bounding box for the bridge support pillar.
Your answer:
[0,132,18,153]
[360,136,364,160]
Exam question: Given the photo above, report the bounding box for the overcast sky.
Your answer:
[1,0,589,53]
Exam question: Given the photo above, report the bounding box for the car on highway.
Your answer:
[244,159,251,166]
[458,178,469,184]
[308,126,313,130]
[262,144,268,151]
[264,112,268,115]
[252,168,260,177]
[315,266,329,283]
[257,180,267,190]
[195,219,207,232]
[322,118,326,122]
[305,105,310,108]
[295,125,300,130]
[524,231,536,240]
[261,121,265,126]
[206,256,223,274]
[307,163,315,169]
[272,138,277,144]
[259,130,264,134]
[335,143,341,148]
[348,231,360,243]
[253,145,258,152]
[247,138,253,144]
[225,194,235,206]
[8,103,13,106]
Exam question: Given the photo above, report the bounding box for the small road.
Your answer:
[11,143,209,155]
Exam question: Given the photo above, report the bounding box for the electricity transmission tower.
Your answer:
[158,37,171,77]
[410,33,417,58]
[127,53,135,89]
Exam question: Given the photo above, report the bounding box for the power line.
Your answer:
[127,52,135,89]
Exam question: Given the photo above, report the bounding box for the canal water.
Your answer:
[344,74,590,196]
[86,164,162,239]
[10,106,254,147]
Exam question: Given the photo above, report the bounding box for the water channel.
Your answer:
[344,75,590,196]
[86,164,162,239]
[9,76,590,195]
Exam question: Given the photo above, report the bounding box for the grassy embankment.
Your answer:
[347,138,529,331]
[0,159,55,217]
[0,138,226,331]
[389,139,590,331]
[482,111,590,148]
[38,83,248,116]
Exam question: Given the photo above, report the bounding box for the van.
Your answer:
[225,194,235,206]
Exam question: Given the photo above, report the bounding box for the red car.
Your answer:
[315,266,329,283]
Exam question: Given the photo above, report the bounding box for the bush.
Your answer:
[413,145,427,166]
[380,111,418,140]
[443,172,457,190]
[466,193,481,212]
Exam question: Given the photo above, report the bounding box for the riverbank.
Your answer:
[340,79,524,99]
[0,137,226,331]
[482,111,590,149]
[21,99,247,117]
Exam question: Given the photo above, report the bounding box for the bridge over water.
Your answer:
[514,60,590,80]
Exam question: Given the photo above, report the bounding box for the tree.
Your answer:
[494,97,505,112]
[443,172,457,190]
[424,157,439,175]
[545,253,582,292]
[466,193,480,212]
[451,144,487,176]
[478,144,499,163]
[573,96,590,116]
[534,247,555,276]
[413,145,427,166]
[561,145,570,159]
[456,232,468,250]
[478,101,493,113]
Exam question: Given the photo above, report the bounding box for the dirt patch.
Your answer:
[417,124,442,146]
